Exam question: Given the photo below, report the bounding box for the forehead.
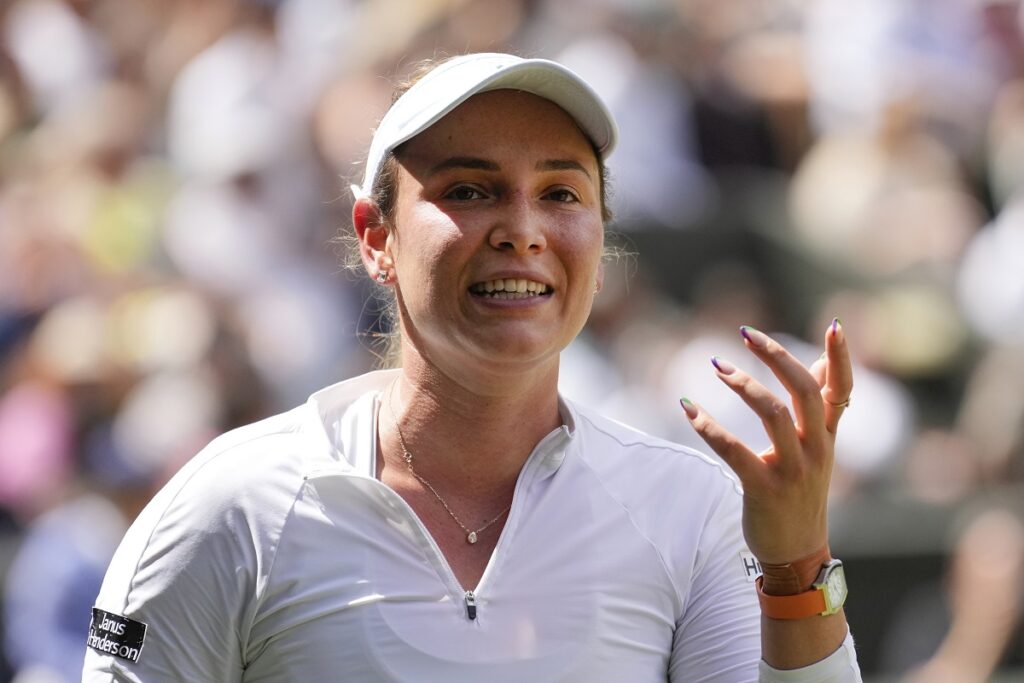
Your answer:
[396,89,599,168]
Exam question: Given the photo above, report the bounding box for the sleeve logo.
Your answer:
[87,608,147,662]
[739,550,762,583]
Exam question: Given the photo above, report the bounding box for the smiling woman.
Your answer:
[84,54,862,682]
[361,88,605,386]
[352,57,615,368]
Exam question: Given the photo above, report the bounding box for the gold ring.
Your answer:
[825,397,851,409]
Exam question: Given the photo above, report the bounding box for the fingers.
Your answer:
[821,319,853,434]
[739,326,825,437]
[680,397,763,486]
[681,320,854,472]
[709,356,803,469]
[810,352,827,388]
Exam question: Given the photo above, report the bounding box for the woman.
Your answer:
[84,54,860,681]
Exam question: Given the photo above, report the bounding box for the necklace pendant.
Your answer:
[467,531,478,544]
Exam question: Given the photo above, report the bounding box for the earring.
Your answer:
[376,271,388,283]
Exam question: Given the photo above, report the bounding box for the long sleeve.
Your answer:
[759,632,861,683]
[668,483,862,682]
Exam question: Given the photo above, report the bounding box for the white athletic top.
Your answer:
[83,370,861,682]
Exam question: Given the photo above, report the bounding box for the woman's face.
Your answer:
[386,89,605,380]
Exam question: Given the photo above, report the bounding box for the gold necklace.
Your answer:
[385,385,511,545]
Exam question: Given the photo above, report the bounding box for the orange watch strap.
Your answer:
[755,575,827,619]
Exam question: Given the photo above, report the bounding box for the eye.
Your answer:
[444,185,487,201]
[545,188,580,203]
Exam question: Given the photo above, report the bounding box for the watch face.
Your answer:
[822,564,848,611]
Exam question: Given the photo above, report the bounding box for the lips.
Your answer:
[469,278,551,299]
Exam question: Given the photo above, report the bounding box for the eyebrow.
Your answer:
[428,156,500,175]
[536,159,592,180]
[426,156,593,180]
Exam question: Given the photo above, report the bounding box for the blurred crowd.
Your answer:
[1,0,1023,680]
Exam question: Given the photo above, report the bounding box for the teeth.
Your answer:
[470,278,550,297]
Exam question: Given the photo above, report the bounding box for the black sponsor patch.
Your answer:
[87,608,147,662]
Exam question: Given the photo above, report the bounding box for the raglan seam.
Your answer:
[571,409,743,621]
[571,408,744,496]
[241,472,310,666]
[118,421,303,615]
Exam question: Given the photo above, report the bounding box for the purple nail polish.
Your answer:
[740,325,768,348]
[679,397,698,419]
[711,356,736,375]
[831,317,840,333]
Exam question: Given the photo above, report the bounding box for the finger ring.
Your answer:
[825,396,851,408]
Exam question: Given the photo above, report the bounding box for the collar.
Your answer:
[304,370,575,479]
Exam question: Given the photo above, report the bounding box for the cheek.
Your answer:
[393,207,473,286]
[556,217,605,278]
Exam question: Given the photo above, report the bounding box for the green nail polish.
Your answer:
[679,397,698,419]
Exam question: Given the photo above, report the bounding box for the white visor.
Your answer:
[352,53,618,199]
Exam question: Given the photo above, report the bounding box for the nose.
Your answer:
[488,193,547,254]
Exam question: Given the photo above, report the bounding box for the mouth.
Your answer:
[469,278,552,300]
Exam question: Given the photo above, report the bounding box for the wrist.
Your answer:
[756,556,848,620]
[758,545,832,596]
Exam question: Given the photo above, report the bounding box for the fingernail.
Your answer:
[711,356,736,375]
[740,325,768,348]
[679,397,698,419]
[829,317,844,342]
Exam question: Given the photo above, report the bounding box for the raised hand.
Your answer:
[680,319,853,565]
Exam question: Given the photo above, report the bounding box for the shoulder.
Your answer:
[144,406,318,524]
[563,400,753,608]
[565,399,746,564]
[566,398,743,503]
[95,402,333,605]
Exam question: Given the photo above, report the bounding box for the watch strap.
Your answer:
[755,575,829,619]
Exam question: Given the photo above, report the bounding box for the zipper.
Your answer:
[332,409,569,624]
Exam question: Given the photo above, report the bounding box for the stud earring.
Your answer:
[376,271,388,283]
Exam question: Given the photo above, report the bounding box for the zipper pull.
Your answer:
[464,591,477,620]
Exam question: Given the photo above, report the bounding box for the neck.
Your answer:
[381,349,564,499]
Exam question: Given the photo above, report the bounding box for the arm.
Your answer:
[681,319,861,675]
[669,484,763,682]
[82,451,257,681]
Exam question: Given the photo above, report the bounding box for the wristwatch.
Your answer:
[756,559,848,619]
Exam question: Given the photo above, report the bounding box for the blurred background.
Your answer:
[0,0,1023,680]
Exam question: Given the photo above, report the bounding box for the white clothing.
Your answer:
[83,370,861,682]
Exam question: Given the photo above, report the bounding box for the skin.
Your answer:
[683,322,853,668]
[355,88,852,671]
[355,90,604,590]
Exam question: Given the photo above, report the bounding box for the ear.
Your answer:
[353,198,392,279]
[594,261,605,295]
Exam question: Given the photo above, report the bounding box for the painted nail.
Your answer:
[740,325,768,348]
[829,317,844,342]
[711,356,736,375]
[679,397,698,420]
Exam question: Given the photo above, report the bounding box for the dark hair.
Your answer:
[354,55,616,367]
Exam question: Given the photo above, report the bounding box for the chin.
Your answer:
[461,334,566,369]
